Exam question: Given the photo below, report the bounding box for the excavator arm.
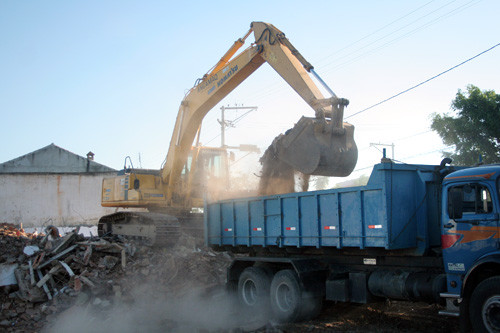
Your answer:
[99,22,357,245]
[162,22,357,204]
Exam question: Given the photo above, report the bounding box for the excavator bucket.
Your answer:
[276,116,357,177]
[259,98,357,195]
[258,115,357,196]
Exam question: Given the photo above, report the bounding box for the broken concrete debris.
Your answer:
[22,246,39,257]
[0,264,18,287]
[0,222,234,332]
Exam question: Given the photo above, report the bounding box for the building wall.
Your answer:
[0,144,116,174]
[0,173,122,227]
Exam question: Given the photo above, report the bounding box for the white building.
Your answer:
[0,144,119,228]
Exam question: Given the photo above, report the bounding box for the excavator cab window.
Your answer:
[187,148,229,201]
[197,149,228,181]
[181,149,226,179]
[203,153,224,178]
[182,155,193,175]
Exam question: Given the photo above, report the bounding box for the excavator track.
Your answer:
[97,212,181,246]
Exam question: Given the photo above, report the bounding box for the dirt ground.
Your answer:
[277,301,459,332]
[0,224,459,333]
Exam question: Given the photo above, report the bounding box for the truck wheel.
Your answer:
[237,267,271,312]
[270,269,303,322]
[270,269,323,323]
[470,276,500,333]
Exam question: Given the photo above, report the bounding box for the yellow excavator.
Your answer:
[98,22,358,245]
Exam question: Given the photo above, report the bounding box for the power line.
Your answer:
[323,0,481,73]
[394,130,432,142]
[351,145,454,173]
[346,41,500,119]
[320,0,460,70]
[242,0,482,108]
[315,0,437,65]
[398,146,454,161]
[204,105,257,145]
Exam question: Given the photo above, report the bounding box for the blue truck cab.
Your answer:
[205,161,500,331]
[441,165,500,331]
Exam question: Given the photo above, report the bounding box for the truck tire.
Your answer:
[237,267,271,313]
[270,269,321,322]
[270,269,302,322]
[470,276,500,333]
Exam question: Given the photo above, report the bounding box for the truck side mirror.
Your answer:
[448,188,463,220]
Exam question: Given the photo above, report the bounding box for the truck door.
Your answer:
[442,181,499,290]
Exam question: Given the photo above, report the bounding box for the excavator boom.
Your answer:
[100,22,358,245]
[161,21,357,203]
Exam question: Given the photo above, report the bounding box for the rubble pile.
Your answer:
[120,233,231,297]
[0,223,41,263]
[0,223,234,332]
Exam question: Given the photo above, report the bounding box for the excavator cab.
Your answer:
[101,146,230,211]
[99,146,229,245]
[182,146,230,206]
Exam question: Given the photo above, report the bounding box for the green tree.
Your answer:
[431,85,500,165]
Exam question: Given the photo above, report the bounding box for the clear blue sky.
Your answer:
[1,0,499,182]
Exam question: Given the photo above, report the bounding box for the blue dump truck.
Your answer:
[205,159,500,332]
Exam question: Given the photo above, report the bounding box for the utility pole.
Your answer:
[370,142,395,160]
[218,105,258,147]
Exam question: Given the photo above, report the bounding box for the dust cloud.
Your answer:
[258,137,311,196]
[45,287,249,333]
[42,233,270,333]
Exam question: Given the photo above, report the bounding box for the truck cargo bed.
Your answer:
[205,163,445,253]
